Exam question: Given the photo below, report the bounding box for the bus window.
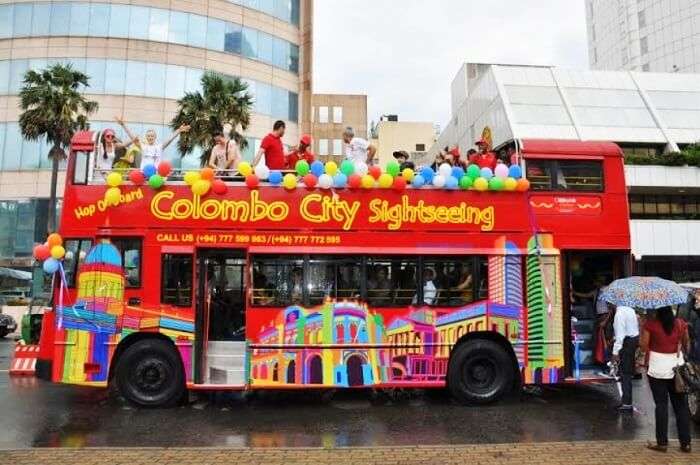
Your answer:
[422,257,475,306]
[308,257,361,304]
[111,238,142,288]
[525,160,552,191]
[556,160,603,192]
[72,151,90,185]
[477,256,489,300]
[252,256,304,307]
[366,258,417,307]
[63,239,93,287]
[161,254,192,307]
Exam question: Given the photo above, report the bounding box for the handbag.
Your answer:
[679,361,700,391]
[674,341,690,394]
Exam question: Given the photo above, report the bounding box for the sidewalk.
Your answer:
[0,440,696,465]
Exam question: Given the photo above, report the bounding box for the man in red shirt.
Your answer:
[252,120,286,170]
[468,139,497,170]
[286,134,315,168]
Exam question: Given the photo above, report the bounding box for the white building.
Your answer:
[586,0,700,73]
[434,62,700,281]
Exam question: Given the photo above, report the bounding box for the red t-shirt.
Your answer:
[260,133,285,169]
[286,148,315,168]
[644,318,687,354]
[469,152,497,170]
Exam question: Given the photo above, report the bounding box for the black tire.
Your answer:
[114,338,185,408]
[689,390,700,423]
[447,339,514,405]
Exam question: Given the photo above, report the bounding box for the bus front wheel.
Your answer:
[115,338,185,408]
[447,339,514,405]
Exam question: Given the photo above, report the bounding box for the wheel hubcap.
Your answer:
[464,357,497,392]
[133,359,168,393]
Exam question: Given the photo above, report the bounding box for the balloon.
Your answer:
[212,179,228,195]
[489,177,505,191]
[340,160,355,176]
[157,160,172,177]
[355,161,369,176]
[348,174,362,189]
[43,258,60,274]
[192,179,211,196]
[148,174,165,189]
[509,165,523,179]
[467,164,481,179]
[495,163,509,179]
[50,245,65,260]
[361,174,375,189]
[516,178,531,192]
[269,171,282,185]
[438,163,452,178]
[106,172,122,187]
[433,175,446,188]
[318,174,333,189]
[378,173,393,188]
[473,177,489,192]
[420,167,435,183]
[333,173,348,188]
[142,164,157,178]
[254,164,270,180]
[310,160,324,177]
[282,173,298,190]
[393,176,407,191]
[452,166,465,179]
[386,161,400,177]
[402,168,415,181]
[47,233,63,248]
[237,162,252,177]
[412,175,426,188]
[480,167,493,180]
[504,177,518,191]
[459,175,473,190]
[303,174,318,188]
[296,160,310,176]
[325,161,338,176]
[128,169,145,185]
[368,165,382,180]
[245,174,260,188]
[446,176,459,190]
[33,243,50,260]
[105,187,121,205]
[184,171,200,186]
[200,167,215,181]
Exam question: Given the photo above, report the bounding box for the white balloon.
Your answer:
[355,161,369,176]
[254,164,270,180]
[433,174,446,188]
[438,163,452,178]
[318,174,333,189]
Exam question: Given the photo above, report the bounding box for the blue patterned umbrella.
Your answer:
[600,276,689,309]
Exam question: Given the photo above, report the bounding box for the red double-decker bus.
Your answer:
[34,135,630,407]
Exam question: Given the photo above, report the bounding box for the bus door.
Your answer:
[195,249,247,385]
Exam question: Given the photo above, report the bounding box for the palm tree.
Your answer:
[19,63,98,233]
[171,72,254,166]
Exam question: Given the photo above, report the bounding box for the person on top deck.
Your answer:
[286,134,315,168]
[342,126,376,165]
[116,115,190,169]
[208,130,241,173]
[469,139,497,170]
[392,150,414,171]
[448,145,466,168]
[95,129,133,173]
[430,150,446,171]
[252,120,286,170]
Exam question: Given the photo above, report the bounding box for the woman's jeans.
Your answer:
[648,375,691,447]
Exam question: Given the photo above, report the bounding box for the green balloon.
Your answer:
[489,177,505,191]
[296,160,310,176]
[148,174,164,189]
[459,175,473,190]
[467,164,481,179]
[340,160,355,176]
[386,161,400,177]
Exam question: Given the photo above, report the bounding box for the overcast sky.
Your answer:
[313,0,589,130]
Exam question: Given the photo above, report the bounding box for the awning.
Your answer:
[0,267,32,281]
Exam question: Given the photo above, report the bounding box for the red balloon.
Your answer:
[369,165,382,180]
[348,174,362,189]
[212,179,228,195]
[392,176,407,191]
[245,174,259,189]
[157,161,172,177]
[303,174,318,188]
[33,243,50,261]
[128,170,145,185]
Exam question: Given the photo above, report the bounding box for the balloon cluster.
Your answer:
[104,161,173,206]
[33,233,65,274]
[182,167,226,196]
[417,162,531,192]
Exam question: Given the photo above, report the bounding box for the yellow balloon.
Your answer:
[402,168,415,181]
[325,161,338,176]
[473,177,489,192]
[378,173,393,188]
[192,179,211,196]
[238,162,253,177]
[282,173,298,189]
[504,177,518,191]
[105,187,121,205]
[184,171,201,186]
[361,174,375,189]
[50,245,65,260]
[106,172,122,188]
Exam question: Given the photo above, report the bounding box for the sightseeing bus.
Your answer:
[34,134,630,407]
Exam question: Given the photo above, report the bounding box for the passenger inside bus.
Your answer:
[413,268,437,305]
[367,266,393,306]
[289,268,304,304]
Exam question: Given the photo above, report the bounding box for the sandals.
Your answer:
[646,442,667,453]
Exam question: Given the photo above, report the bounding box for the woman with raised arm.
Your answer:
[116,116,190,169]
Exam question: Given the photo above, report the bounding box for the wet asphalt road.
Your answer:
[0,338,697,449]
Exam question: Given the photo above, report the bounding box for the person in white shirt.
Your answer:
[342,127,376,165]
[611,305,640,411]
[413,269,437,306]
[116,116,189,169]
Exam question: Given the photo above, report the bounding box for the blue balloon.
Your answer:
[420,167,435,183]
[268,170,283,185]
[310,160,324,177]
[480,167,494,180]
[412,175,426,188]
[333,173,348,188]
[142,164,157,178]
[451,166,465,179]
[446,176,459,190]
[43,258,60,274]
[508,165,523,179]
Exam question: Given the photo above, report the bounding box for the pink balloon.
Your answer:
[495,163,509,179]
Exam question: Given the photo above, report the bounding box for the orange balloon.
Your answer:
[516,178,530,192]
[47,233,62,248]
[200,167,215,181]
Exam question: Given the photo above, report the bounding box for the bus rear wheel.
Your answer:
[447,339,514,405]
[115,338,185,408]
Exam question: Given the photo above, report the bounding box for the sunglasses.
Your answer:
[104,135,114,139]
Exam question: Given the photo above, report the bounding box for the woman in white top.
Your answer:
[95,129,130,173]
[116,116,190,169]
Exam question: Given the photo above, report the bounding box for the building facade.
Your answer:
[586,0,700,73]
[309,93,367,163]
[0,0,313,267]
[370,118,437,167]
